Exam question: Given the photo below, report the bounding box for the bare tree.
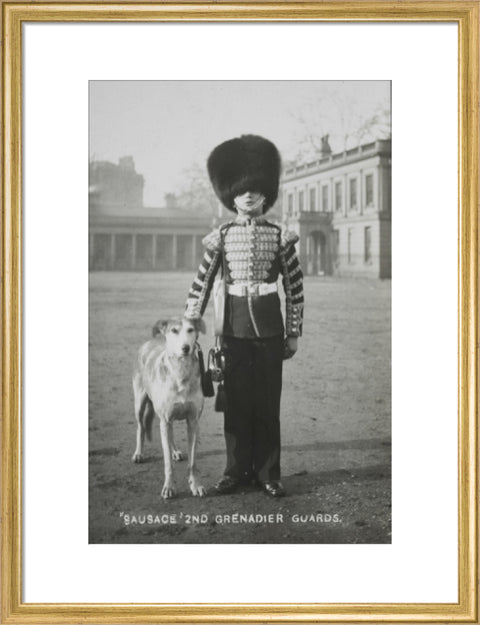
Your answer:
[175,161,218,214]
[354,105,391,143]
[290,85,391,162]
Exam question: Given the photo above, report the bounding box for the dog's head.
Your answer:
[152,317,206,358]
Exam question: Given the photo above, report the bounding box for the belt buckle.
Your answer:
[248,284,259,296]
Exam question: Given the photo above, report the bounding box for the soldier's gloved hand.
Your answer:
[284,336,298,360]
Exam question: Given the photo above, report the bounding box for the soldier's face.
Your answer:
[234,191,265,216]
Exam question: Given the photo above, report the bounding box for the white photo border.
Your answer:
[23,21,458,604]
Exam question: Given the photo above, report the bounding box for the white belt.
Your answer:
[227,282,278,297]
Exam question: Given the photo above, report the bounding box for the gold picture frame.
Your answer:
[2,1,478,622]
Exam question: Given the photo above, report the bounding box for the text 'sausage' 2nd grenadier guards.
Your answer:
[185,134,304,498]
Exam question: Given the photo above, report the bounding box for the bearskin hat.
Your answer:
[207,134,281,213]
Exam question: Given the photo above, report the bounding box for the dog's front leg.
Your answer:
[187,415,206,497]
[132,386,147,463]
[159,417,176,499]
[132,421,145,463]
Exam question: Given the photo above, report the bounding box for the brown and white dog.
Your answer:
[132,316,206,498]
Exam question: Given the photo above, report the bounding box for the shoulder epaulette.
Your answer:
[202,228,222,252]
[202,222,235,251]
[281,228,300,249]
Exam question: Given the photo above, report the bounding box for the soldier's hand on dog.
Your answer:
[283,336,298,360]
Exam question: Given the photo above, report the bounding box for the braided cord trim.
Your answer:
[280,247,303,337]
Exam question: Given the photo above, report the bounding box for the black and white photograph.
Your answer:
[88,80,392,544]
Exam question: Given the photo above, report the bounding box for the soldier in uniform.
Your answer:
[185,134,304,498]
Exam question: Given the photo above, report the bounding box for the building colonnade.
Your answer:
[89,231,205,271]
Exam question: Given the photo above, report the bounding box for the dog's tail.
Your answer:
[141,396,155,442]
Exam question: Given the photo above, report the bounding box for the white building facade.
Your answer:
[281,139,391,279]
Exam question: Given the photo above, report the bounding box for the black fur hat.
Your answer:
[207,134,281,213]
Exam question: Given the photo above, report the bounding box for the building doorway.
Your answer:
[307,231,328,276]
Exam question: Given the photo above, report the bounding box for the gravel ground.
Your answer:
[89,272,391,544]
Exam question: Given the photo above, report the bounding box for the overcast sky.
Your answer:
[89,81,390,207]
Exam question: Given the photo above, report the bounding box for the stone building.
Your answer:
[281,138,391,279]
[89,156,144,210]
[89,158,211,271]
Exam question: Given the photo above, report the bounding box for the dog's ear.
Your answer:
[152,320,169,338]
[193,318,207,335]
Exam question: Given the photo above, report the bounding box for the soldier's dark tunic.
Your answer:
[185,214,304,482]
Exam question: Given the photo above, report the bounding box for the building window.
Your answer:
[348,228,353,264]
[335,181,342,212]
[349,178,358,210]
[298,190,304,212]
[364,226,372,263]
[309,187,316,212]
[322,185,329,212]
[288,194,293,216]
[365,174,374,206]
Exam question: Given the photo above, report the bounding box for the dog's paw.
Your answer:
[172,449,184,462]
[131,453,144,463]
[161,482,176,499]
[190,482,207,497]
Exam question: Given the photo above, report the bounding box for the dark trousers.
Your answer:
[222,335,284,482]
